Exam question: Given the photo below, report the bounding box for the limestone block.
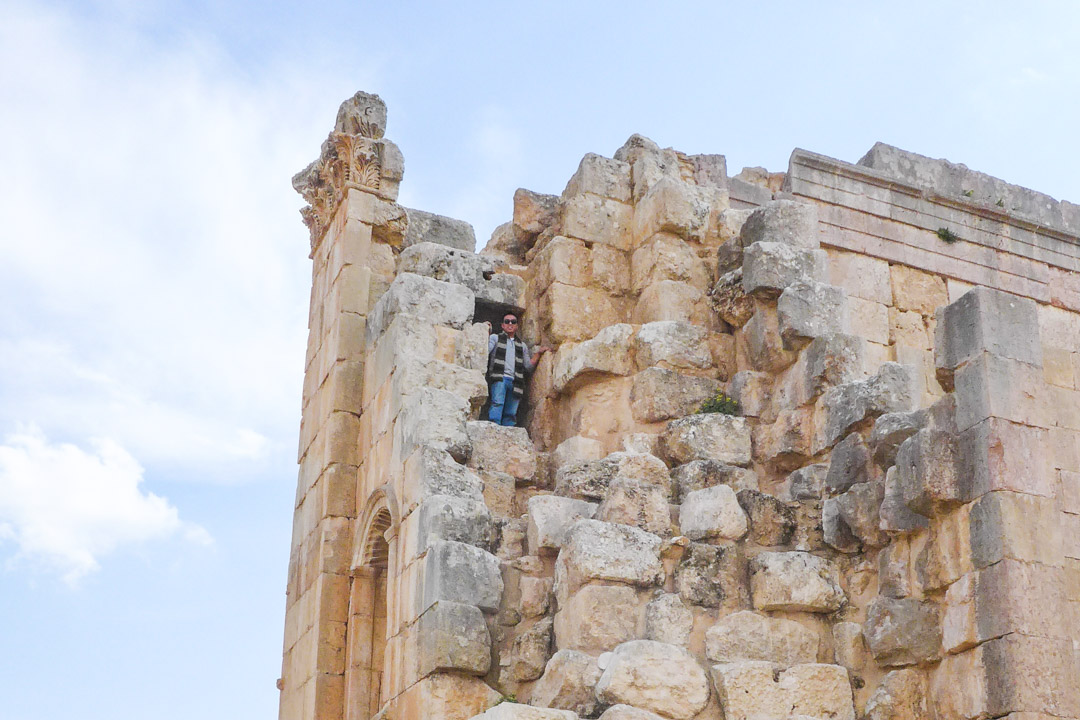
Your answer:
[484,220,527,265]
[402,446,485,513]
[942,572,977,654]
[554,584,639,653]
[631,233,710,292]
[615,134,680,203]
[863,597,941,667]
[562,193,633,250]
[739,199,820,249]
[828,249,892,304]
[675,542,748,608]
[981,634,1078,717]
[974,558,1067,642]
[370,197,408,246]
[591,244,631,295]
[398,388,472,463]
[930,650,988,720]
[555,451,671,501]
[481,470,516,518]
[621,433,659,455]
[476,703,576,720]
[595,640,710,720]
[783,463,828,501]
[710,269,754,327]
[969,491,1062,568]
[712,662,854,720]
[705,610,818,666]
[394,358,488,409]
[952,333,1037,405]
[527,496,597,553]
[752,407,814,467]
[865,669,929,720]
[891,265,948,316]
[894,429,960,515]
[366,272,474,340]
[556,519,663,595]
[822,497,859,554]
[716,207,754,245]
[413,674,504,720]
[513,188,560,244]
[661,414,752,467]
[743,306,799,373]
[420,540,504,614]
[814,363,917,452]
[510,617,554,682]
[598,706,665,720]
[457,322,492,372]
[466,421,537,480]
[674,461,758,502]
[529,649,602,716]
[563,153,631,203]
[777,279,849,349]
[749,551,845,612]
[632,280,710,326]
[771,334,866,412]
[519,576,554,618]
[644,593,693,647]
[542,283,621,344]
[936,286,1043,376]
[553,436,604,467]
[869,410,928,469]
[956,418,1054,499]
[632,321,713,370]
[880,466,929,534]
[552,324,635,394]
[833,481,887,548]
[890,308,929,349]
[736,489,796,546]
[680,485,748,541]
[633,177,714,245]
[403,210,477,252]
[417,601,491,676]
[916,506,974,592]
[534,236,592,289]
[629,367,722,423]
[846,296,891,345]
[596,477,672,536]
[832,622,870,672]
[728,371,770,418]
[742,242,828,298]
[825,432,871,494]
[415,495,496,553]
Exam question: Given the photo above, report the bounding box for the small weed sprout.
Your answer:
[962,189,974,197]
[996,198,1005,207]
[698,390,739,415]
[936,227,960,244]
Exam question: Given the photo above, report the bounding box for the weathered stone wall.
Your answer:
[279,92,1080,720]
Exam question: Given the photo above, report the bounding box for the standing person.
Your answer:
[487,313,550,427]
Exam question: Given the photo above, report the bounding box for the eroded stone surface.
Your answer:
[749,551,845,612]
[705,610,818,666]
[595,640,710,720]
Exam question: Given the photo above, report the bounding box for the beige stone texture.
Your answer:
[1042,346,1075,388]
[554,584,640,653]
[541,283,623,344]
[596,478,672,536]
[562,192,633,250]
[712,661,854,720]
[705,610,819,666]
[847,296,891,345]
[633,177,716,245]
[891,264,948,315]
[828,248,893,304]
[632,280,712,327]
[528,649,602,716]
[595,640,710,720]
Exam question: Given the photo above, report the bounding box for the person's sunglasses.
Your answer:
[502,318,518,324]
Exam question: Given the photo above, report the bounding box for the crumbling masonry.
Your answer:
[279,91,1080,720]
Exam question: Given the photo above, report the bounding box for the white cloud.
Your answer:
[0,426,210,584]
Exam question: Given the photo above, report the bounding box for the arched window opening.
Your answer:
[345,507,392,720]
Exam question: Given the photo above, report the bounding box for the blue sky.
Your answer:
[0,1,1077,718]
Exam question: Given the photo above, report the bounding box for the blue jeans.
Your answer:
[488,377,521,426]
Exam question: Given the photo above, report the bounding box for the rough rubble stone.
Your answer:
[556,519,663,597]
[519,575,554,618]
[552,436,605,467]
[476,703,577,720]
[483,220,526,265]
[738,199,820,250]
[833,481,887,548]
[420,540,504,614]
[661,414,752,467]
[632,321,713,370]
[680,485,748,541]
[367,272,474,340]
[895,429,961,515]
[562,192,633,250]
[630,367,722,423]
[563,153,632,203]
[728,371,770,418]
[513,189,560,249]
[552,324,635,394]
[466,421,538,480]
[631,233,710,292]
[705,610,819,666]
[675,542,748,608]
[645,593,693,647]
[554,583,639,653]
[869,410,928,468]
[418,601,492,676]
[815,363,917,452]
[736,489,796,546]
[398,387,472,463]
[778,280,849,349]
[880,466,929,534]
[742,242,828,298]
[527,495,598,552]
[598,705,665,720]
[865,669,929,720]
[783,463,828,501]
[415,495,496,552]
[832,622,870,673]
[825,432,871,494]
[710,269,755,327]
[403,210,477,252]
[595,640,710,720]
[712,662,854,720]
[402,446,485,512]
[633,176,714,244]
[596,477,672,536]
[743,306,799,373]
[935,286,1043,377]
[822,497,860,554]
[674,460,759,502]
[510,617,554,682]
[555,451,671,501]
[529,650,602,717]
[749,551,845,612]
[863,597,942,667]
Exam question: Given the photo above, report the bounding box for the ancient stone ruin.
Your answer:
[279,91,1080,720]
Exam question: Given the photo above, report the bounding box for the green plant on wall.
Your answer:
[936,227,960,244]
[697,390,739,415]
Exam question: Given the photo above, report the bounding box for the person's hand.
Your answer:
[536,345,552,355]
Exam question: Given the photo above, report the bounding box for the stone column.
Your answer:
[932,287,1078,719]
[280,91,404,720]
